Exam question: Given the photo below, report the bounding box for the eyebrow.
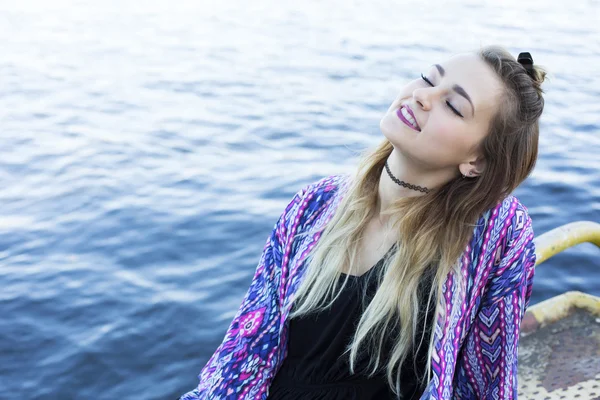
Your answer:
[433,64,475,117]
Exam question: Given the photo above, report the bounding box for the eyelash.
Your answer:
[420,73,463,118]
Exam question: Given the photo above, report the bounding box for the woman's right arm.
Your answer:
[179,183,309,400]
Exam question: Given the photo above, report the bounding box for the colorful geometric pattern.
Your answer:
[179,173,536,399]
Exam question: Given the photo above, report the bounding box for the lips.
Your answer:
[396,105,421,132]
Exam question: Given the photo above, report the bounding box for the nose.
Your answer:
[412,86,441,111]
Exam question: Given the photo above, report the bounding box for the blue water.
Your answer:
[1,1,598,398]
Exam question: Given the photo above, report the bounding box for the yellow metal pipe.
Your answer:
[524,290,600,331]
[533,220,600,265]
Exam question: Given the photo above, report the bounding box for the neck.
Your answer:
[376,149,455,217]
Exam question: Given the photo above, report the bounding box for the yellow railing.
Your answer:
[533,221,600,265]
[519,221,600,399]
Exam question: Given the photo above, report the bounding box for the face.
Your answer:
[380,53,503,176]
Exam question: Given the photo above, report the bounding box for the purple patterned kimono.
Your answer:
[180,173,536,399]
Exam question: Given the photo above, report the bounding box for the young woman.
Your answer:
[179,45,546,400]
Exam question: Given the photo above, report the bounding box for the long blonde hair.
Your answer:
[288,45,547,397]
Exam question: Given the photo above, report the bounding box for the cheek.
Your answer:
[419,121,473,164]
[424,117,459,144]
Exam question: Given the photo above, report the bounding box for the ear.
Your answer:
[458,155,486,178]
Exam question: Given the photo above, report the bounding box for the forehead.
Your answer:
[435,53,503,116]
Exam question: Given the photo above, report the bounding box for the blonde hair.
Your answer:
[288,45,547,397]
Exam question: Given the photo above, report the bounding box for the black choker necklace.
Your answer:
[384,160,431,194]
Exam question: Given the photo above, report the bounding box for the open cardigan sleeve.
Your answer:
[457,211,537,399]
[179,184,310,400]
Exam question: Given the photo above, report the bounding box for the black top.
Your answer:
[267,247,436,400]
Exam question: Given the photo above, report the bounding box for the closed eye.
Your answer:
[420,73,464,118]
